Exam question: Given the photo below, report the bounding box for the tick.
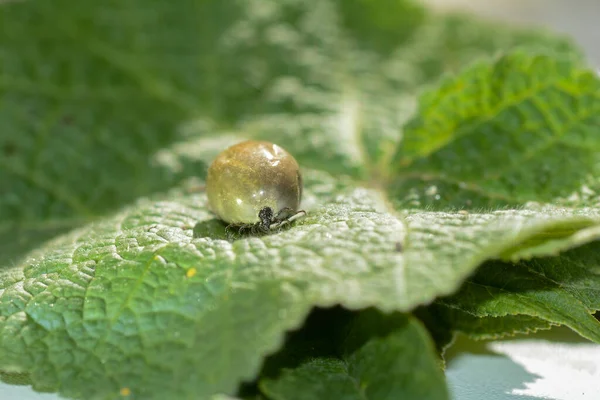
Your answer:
[206,140,306,236]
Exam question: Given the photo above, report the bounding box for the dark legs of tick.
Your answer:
[225,220,265,240]
[260,206,305,231]
[227,207,306,240]
[225,224,240,240]
[270,208,306,230]
[226,223,253,240]
[273,207,294,221]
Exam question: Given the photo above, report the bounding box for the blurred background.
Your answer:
[425,0,600,65]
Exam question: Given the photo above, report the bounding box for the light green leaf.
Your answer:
[501,222,600,260]
[260,311,448,400]
[390,52,600,209]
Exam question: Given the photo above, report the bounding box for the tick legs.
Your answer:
[269,209,307,230]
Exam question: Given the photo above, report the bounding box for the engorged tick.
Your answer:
[206,140,306,237]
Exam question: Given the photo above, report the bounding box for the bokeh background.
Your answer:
[424,0,600,65]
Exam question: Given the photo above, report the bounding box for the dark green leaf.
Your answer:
[260,312,448,400]
[438,242,600,342]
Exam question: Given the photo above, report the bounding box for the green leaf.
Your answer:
[438,241,600,342]
[501,223,600,260]
[2,0,600,398]
[260,311,448,400]
[390,52,600,209]
[418,305,552,348]
[0,186,409,399]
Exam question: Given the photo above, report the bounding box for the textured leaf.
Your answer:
[417,305,552,352]
[0,184,406,399]
[1,0,600,399]
[438,242,600,342]
[260,311,448,400]
[390,52,600,209]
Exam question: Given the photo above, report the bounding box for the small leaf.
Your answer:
[418,305,552,347]
[260,312,448,400]
[438,242,600,342]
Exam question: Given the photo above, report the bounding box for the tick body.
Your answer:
[206,140,305,233]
